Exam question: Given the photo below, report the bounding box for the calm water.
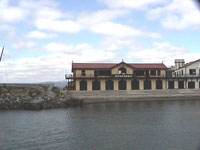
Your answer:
[1,100,200,150]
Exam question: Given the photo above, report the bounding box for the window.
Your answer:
[92,80,100,90]
[182,70,183,75]
[178,81,184,89]
[119,67,126,74]
[98,70,111,76]
[131,80,139,90]
[189,69,196,75]
[168,81,174,89]
[144,80,151,90]
[135,70,144,76]
[188,81,195,89]
[119,80,126,90]
[145,70,149,76]
[156,80,162,89]
[106,80,114,90]
[157,70,161,76]
[80,80,87,90]
[82,70,86,76]
[151,70,156,76]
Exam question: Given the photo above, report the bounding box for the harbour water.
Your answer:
[1,100,200,150]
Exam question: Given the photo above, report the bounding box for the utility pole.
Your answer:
[0,46,4,63]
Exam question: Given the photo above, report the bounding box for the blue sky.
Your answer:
[0,0,200,83]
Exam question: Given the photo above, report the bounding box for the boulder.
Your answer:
[31,97,44,104]
[46,91,56,99]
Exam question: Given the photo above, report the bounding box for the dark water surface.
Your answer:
[1,100,200,150]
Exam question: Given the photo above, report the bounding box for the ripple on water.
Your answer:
[1,100,200,150]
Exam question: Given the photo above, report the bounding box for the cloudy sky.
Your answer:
[0,0,200,83]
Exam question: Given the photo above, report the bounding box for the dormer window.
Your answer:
[119,67,126,74]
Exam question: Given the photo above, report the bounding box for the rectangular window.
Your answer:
[135,70,144,76]
[157,70,161,76]
[98,70,111,76]
[82,70,85,76]
[145,70,149,76]
[151,70,156,76]
[189,69,196,75]
[182,70,183,75]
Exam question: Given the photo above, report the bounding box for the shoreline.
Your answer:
[1,87,200,110]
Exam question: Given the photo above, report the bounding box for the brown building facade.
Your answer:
[65,61,168,91]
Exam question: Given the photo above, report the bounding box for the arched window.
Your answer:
[168,81,174,89]
[188,81,195,89]
[156,80,163,89]
[131,80,139,90]
[118,67,126,74]
[92,80,100,90]
[178,81,184,89]
[80,80,87,91]
[144,80,151,90]
[106,80,114,90]
[119,80,126,90]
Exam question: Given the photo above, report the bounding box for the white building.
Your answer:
[169,59,200,89]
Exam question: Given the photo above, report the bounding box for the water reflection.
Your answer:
[1,100,200,150]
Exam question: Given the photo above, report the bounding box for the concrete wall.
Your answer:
[100,80,105,91]
[87,80,92,91]
[114,80,119,91]
[75,70,81,77]
[75,80,80,91]
[139,80,144,90]
[162,80,166,90]
[152,80,156,90]
[75,70,94,77]
[86,70,94,77]
[127,80,131,90]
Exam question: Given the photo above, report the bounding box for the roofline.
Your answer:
[179,59,200,69]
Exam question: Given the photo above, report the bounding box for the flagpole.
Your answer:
[0,46,4,63]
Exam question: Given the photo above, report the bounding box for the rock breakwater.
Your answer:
[0,85,80,110]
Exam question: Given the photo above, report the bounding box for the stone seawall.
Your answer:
[68,89,200,104]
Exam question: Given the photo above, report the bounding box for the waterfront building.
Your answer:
[168,59,200,89]
[65,61,168,91]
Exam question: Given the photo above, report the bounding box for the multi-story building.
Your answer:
[65,61,168,91]
[168,59,200,89]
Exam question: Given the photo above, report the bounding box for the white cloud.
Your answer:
[91,21,161,38]
[11,41,35,50]
[35,19,81,33]
[0,44,115,83]
[100,37,133,51]
[44,43,77,53]
[91,21,142,37]
[34,7,68,20]
[147,0,200,30]
[0,0,27,23]
[0,25,17,41]
[26,31,57,39]
[99,0,165,10]
[77,9,129,27]
[126,42,200,66]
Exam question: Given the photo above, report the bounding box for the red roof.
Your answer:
[72,62,167,70]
